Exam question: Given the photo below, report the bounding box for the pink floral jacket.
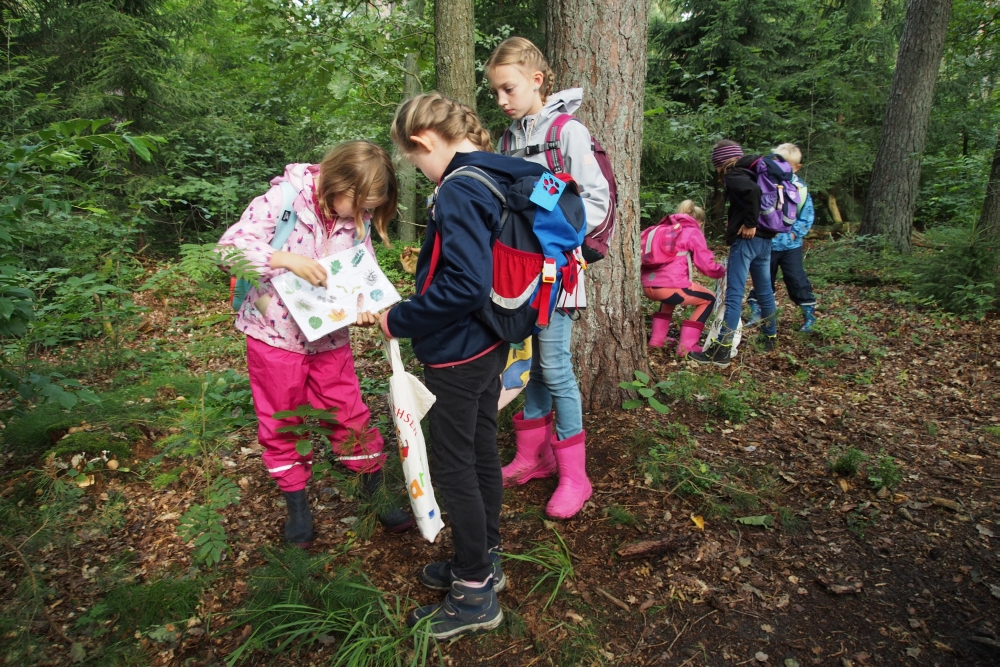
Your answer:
[217,163,376,354]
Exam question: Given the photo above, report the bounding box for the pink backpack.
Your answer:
[640,215,684,270]
[500,114,618,263]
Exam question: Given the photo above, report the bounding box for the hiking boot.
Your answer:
[799,305,816,333]
[757,334,777,352]
[361,469,416,533]
[746,301,762,328]
[406,580,504,640]
[282,489,315,549]
[418,550,506,593]
[688,341,732,368]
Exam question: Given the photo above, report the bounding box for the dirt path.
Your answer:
[2,284,998,666]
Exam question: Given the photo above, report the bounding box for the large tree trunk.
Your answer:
[978,127,1000,243]
[858,0,952,254]
[397,0,425,244]
[547,0,650,411]
[434,0,476,109]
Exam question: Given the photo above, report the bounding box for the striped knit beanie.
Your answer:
[711,142,744,168]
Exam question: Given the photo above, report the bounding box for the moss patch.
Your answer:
[2,373,203,462]
[46,427,143,460]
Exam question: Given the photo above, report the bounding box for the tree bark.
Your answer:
[397,0,425,244]
[546,0,650,411]
[858,0,952,254]
[434,0,476,109]
[978,127,1000,243]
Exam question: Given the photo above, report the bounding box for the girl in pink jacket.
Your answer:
[217,140,413,548]
[641,201,726,356]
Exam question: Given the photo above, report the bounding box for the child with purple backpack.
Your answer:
[690,140,780,367]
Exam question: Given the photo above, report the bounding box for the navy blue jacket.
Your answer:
[386,151,547,365]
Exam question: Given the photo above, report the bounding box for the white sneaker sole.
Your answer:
[429,608,504,640]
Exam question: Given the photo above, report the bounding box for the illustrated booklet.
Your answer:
[271,246,401,342]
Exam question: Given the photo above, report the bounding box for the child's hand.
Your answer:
[271,251,327,288]
[738,225,757,239]
[400,246,420,275]
[378,309,393,338]
[354,310,379,327]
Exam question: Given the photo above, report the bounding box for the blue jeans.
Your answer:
[523,310,583,440]
[747,246,816,308]
[722,237,776,340]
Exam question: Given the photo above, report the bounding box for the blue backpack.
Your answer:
[229,181,299,311]
[423,166,586,342]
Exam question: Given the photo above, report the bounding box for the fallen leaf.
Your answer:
[70,642,86,663]
[761,624,774,633]
[691,515,705,530]
[838,479,850,492]
[639,599,655,613]
[976,524,994,538]
[930,497,961,512]
[755,651,769,662]
[905,647,920,658]
[566,610,585,624]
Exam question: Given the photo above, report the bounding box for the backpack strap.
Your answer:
[229,180,299,309]
[272,181,300,249]
[500,128,513,156]
[521,113,575,174]
[420,167,508,296]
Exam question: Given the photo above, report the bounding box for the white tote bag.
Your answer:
[703,262,743,357]
[384,337,444,542]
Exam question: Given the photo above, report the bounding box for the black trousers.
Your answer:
[748,245,816,308]
[423,343,509,582]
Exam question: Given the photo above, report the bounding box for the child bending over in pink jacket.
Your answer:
[640,200,726,356]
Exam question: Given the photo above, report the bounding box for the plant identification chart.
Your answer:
[271,246,401,341]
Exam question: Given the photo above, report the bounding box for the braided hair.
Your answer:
[391,93,492,155]
[485,36,555,101]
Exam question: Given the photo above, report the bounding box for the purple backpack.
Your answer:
[750,155,802,233]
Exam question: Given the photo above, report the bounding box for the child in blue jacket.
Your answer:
[747,143,817,332]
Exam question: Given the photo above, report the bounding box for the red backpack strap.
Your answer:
[419,231,442,296]
[500,128,512,155]
[543,114,575,174]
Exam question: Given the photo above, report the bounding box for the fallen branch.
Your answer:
[616,534,691,561]
[595,587,631,612]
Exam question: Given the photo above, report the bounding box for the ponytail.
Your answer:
[391,93,492,155]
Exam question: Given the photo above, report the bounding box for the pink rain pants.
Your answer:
[246,336,385,492]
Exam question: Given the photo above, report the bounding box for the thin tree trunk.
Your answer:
[978,127,1000,243]
[858,0,952,254]
[434,0,476,109]
[397,0,425,244]
[547,0,650,411]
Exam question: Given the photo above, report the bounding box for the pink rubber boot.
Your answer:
[677,320,705,356]
[502,412,557,487]
[546,431,592,520]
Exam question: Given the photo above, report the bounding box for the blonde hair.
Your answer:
[391,93,492,155]
[676,199,706,224]
[485,36,555,101]
[773,142,802,167]
[317,140,398,247]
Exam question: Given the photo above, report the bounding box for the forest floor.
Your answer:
[2,262,999,667]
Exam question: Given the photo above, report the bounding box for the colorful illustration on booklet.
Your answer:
[271,246,401,341]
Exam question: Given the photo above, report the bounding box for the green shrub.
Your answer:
[867,453,903,490]
[829,446,867,477]
[910,227,998,319]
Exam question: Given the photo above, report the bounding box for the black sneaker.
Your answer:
[406,580,504,639]
[418,550,506,593]
[688,341,732,368]
[757,334,777,352]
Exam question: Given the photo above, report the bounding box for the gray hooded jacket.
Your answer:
[498,88,611,309]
